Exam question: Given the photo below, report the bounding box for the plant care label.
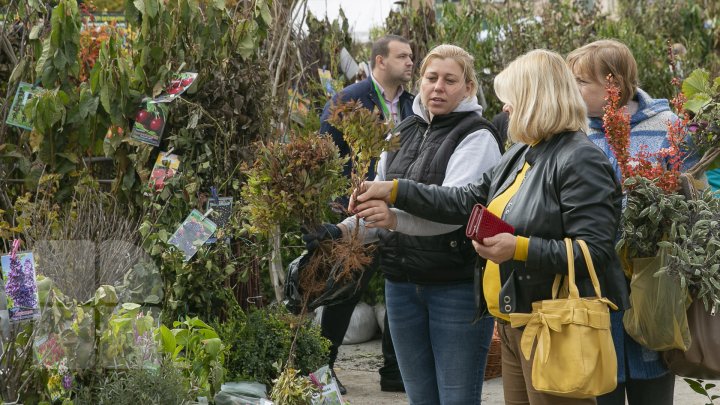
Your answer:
[1,252,40,322]
[318,68,336,97]
[6,82,43,131]
[148,151,181,192]
[153,72,198,103]
[168,210,217,261]
[205,197,233,244]
[309,365,345,405]
[131,100,168,147]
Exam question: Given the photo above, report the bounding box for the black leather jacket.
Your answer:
[393,130,631,315]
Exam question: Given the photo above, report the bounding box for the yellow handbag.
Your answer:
[509,239,618,399]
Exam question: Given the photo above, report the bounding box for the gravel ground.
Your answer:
[334,338,717,405]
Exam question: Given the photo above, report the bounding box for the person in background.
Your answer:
[567,39,698,405]
[313,34,415,394]
[491,110,510,150]
[352,49,629,405]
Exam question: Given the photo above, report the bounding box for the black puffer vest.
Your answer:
[378,111,502,284]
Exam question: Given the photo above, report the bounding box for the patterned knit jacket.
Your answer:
[587,88,696,381]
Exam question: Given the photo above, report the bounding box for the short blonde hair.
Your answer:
[494,49,588,144]
[418,44,478,97]
[566,39,638,107]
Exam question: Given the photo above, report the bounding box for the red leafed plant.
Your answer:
[602,74,684,193]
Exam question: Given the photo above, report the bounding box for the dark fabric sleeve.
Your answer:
[393,168,493,225]
[525,144,622,280]
[320,97,352,178]
[491,111,509,148]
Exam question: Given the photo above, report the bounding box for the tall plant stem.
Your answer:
[269,224,286,302]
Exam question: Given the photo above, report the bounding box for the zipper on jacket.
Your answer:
[418,125,432,151]
[400,124,432,179]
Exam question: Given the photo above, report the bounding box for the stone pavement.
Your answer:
[335,338,717,405]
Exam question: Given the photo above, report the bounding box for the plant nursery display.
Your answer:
[1,0,720,403]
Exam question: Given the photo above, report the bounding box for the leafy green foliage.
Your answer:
[326,99,398,195]
[684,378,720,405]
[618,176,690,259]
[92,360,195,405]
[35,0,81,87]
[380,0,720,117]
[682,69,720,164]
[98,303,158,369]
[382,1,437,81]
[618,176,720,312]
[215,306,330,386]
[659,187,720,312]
[156,316,225,399]
[269,364,319,405]
[241,131,347,233]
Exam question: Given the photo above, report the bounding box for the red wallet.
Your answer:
[465,204,515,242]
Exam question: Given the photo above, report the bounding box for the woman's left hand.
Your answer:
[472,233,517,264]
[354,199,398,230]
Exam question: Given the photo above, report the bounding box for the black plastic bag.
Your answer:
[284,252,363,315]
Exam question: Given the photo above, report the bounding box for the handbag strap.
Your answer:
[563,238,581,299]
[577,239,603,299]
[553,239,603,299]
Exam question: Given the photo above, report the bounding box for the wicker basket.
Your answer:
[484,321,502,380]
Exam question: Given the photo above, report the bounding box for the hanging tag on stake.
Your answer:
[210,186,219,205]
[10,239,20,260]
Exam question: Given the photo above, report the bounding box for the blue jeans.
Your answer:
[385,279,495,405]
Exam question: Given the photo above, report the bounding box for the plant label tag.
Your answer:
[148,151,181,192]
[205,197,233,244]
[6,82,43,131]
[131,100,168,147]
[168,209,217,261]
[153,72,198,103]
[1,252,40,322]
[318,68,336,97]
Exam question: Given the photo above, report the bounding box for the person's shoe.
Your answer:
[330,367,347,395]
[380,376,405,392]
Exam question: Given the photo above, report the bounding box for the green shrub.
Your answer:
[217,306,330,386]
[92,361,195,405]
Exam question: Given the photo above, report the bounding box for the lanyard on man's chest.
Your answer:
[372,80,391,120]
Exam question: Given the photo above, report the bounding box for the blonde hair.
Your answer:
[566,39,638,107]
[494,49,588,144]
[418,44,478,97]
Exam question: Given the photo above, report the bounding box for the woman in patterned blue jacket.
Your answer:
[567,39,697,405]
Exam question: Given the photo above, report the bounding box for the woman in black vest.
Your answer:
[307,44,503,404]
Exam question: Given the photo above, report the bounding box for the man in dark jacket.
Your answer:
[317,34,414,394]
